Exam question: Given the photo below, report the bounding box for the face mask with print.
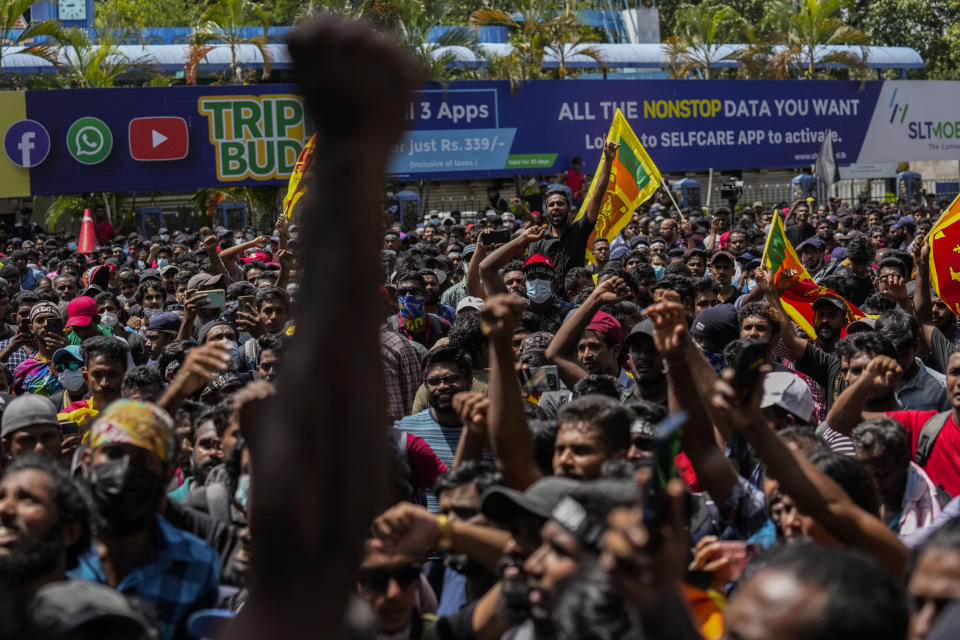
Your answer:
[525,279,553,304]
[398,295,425,332]
[58,369,85,392]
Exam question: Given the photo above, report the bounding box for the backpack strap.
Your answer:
[916,411,952,467]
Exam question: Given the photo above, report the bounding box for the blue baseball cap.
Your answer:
[52,345,82,366]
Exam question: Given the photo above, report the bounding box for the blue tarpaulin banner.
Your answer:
[0,79,957,196]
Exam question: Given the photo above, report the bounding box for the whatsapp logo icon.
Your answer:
[67,117,113,165]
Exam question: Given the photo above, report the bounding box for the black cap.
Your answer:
[624,318,655,348]
[811,295,845,312]
[481,476,580,524]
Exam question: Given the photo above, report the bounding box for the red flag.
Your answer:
[929,193,960,314]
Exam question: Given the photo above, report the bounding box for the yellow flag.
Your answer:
[575,109,662,264]
[282,133,317,219]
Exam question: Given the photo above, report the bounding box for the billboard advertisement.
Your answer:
[0,79,956,197]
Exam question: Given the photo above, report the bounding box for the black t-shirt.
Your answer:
[797,342,844,410]
[845,275,875,307]
[785,223,814,248]
[529,215,597,284]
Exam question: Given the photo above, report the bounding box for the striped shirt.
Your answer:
[394,410,463,512]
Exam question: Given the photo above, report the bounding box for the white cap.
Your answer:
[456,296,485,314]
[760,372,815,422]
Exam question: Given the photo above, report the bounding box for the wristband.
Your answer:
[436,514,454,550]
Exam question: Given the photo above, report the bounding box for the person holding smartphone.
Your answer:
[13,302,69,397]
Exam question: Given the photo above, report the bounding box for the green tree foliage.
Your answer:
[775,0,870,79]
[864,0,960,79]
[186,0,272,84]
[664,2,743,79]
[470,0,604,90]
[0,0,62,72]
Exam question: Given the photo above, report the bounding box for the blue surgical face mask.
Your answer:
[653,265,665,280]
[157,258,169,268]
[137,260,146,270]
[525,279,552,304]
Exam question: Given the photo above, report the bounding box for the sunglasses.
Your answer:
[54,361,81,373]
[425,375,461,388]
[357,565,421,593]
[397,287,422,297]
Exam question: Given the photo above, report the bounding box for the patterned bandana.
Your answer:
[29,302,60,321]
[89,400,176,466]
[398,295,425,332]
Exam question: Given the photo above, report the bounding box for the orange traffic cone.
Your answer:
[77,208,97,255]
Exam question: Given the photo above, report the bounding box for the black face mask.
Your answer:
[88,457,164,536]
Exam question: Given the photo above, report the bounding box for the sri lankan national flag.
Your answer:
[575,109,661,264]
[763,213,865,339]
[282,133,317,219]
[928,193,960,314]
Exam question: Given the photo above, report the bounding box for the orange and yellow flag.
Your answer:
[575,109,661,264]
[763,213,865,338]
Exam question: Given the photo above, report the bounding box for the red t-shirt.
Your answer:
[406,433,448,490]
[888,410,960,496]
[566,170,586,196]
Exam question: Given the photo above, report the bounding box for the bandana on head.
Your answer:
[89,400,176,466]
[29,302,60,321]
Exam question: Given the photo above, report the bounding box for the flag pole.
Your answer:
[761,211,779,269]
[660,177,687,223]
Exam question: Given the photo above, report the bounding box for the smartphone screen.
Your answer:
[46,316,64,336]
[59,420,79,436]
[482,229,511,245]
[199,289,226,309]
[238,295,256,315]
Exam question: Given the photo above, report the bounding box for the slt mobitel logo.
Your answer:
[891,87,960,148]
[198,94,305,181]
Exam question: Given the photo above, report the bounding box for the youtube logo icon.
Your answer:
[128,117,189,161]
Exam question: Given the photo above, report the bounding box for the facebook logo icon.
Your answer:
[4,120,50,168]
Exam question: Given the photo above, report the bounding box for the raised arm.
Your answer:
[544,276,630,389]
[221,235,270,262]
[478,224,546,295]
[712,367,907,575]
[480,294,542,490]
[201,234,233,285]
[823,355,901,435]
[646,302,739,511]
[756,266,808,360]
[234,16,422,640]
[582,141,619,224]
[915,232,933,323]
[466,229,495,299]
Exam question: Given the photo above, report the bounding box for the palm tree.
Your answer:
[664,3,743,79]
[773,0,870,79]
[0,0,63,73]
[470,0,604,90]
[49,27,160,88]
[185,0,272,85]
[392,0,482,84]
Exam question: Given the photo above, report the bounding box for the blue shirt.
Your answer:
[20,266,45,291]
[68,515,220,640]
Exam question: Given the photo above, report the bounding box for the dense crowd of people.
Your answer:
[0,213,294,638]
[371,145,960,640]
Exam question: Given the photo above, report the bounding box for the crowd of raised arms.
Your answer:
[3,16,960,640]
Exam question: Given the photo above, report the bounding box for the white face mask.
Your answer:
[525,279,553,304]
[101,312,118,328]
[58,368,84,392]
